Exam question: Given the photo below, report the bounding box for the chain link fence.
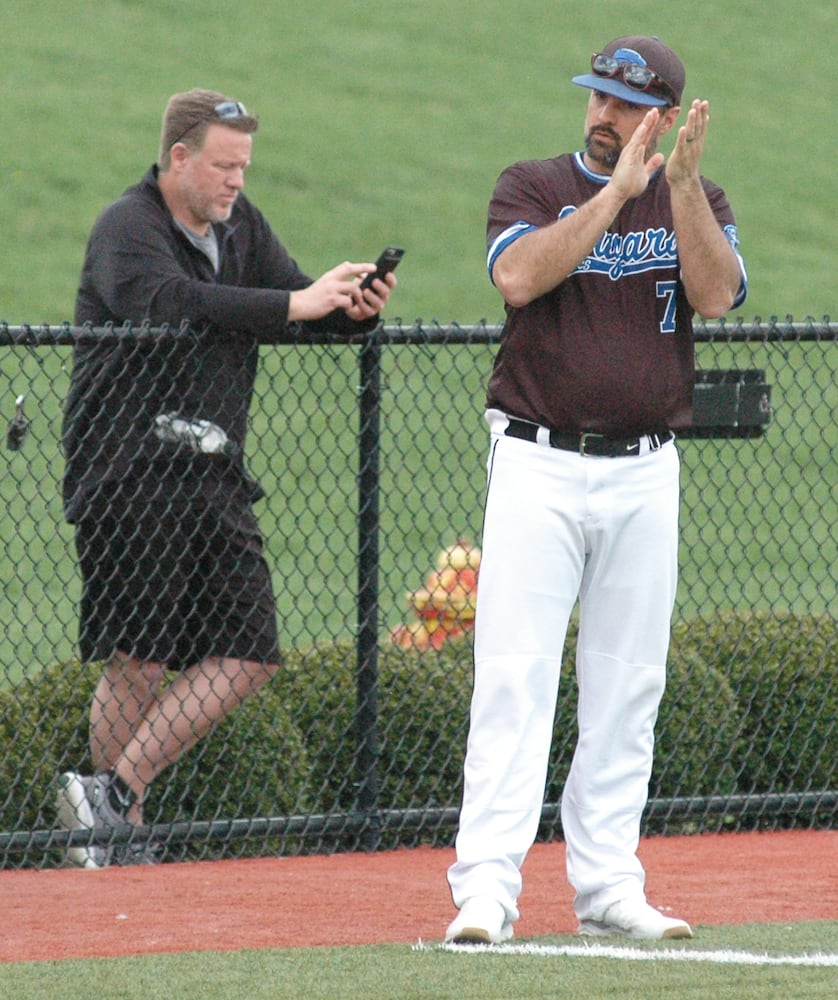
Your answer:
[0,318,835,868]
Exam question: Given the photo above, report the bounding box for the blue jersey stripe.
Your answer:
[487,222,537,283]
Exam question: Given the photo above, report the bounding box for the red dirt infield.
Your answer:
[1,829,835,963]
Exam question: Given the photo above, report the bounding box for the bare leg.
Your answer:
[104,655,279,823]
[90,654,168,778]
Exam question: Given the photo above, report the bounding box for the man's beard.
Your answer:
[584,126,622,169]
[584,125,662,170]
[184,189,236,229]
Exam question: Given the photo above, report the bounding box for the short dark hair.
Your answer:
[158,88,259,169]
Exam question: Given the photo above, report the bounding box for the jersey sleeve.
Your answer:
[486,160,561,284]
[703,179,748,308]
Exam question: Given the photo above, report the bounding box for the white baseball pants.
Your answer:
[447,410,680,924]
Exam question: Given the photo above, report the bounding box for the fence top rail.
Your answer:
[0,316,834,347]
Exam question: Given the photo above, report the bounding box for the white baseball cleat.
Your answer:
[445,896,514,945]
[578,898,693,940]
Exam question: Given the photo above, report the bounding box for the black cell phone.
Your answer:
[360,246,404,290]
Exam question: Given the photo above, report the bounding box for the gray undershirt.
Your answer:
[175,220,219,273]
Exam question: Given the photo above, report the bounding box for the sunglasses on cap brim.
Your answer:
[591,53,676,105]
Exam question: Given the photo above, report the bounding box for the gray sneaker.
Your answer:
[56,771,132,869]
[87,771,133,829]
[55,772,109,869]
[116,841,163,866]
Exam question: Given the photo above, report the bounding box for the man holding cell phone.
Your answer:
[57,87,399,868]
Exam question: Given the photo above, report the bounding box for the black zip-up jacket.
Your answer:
[63,166,375,521]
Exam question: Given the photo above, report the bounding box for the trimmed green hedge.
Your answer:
[669,610,836,794]
[274,640,474,828]
[0,611,833,867]
[0,660,314,865]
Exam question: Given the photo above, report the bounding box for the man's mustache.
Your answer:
[588,126,620,142]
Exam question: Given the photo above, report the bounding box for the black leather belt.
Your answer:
[504,418,672,457]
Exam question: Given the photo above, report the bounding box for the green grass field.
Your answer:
[1,0,836,679]
[3,923,836,999]
[0,0,835,990]
[2,1,834,323]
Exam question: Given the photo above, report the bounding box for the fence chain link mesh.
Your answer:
[0,318,834,868]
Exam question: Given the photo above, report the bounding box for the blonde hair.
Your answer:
[158,88,259,169]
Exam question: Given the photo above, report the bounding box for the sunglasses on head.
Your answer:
[591,53,676,105]
[169,100,249,148]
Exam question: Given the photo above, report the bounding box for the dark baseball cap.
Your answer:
[572,36,685,107]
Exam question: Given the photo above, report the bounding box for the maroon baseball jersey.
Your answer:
[485,152,746,434]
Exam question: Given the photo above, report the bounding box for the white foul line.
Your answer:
[417,941,838,968]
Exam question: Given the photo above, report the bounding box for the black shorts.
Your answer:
[74,479,280,670]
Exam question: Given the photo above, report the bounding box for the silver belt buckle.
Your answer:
[579,432,604,456]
